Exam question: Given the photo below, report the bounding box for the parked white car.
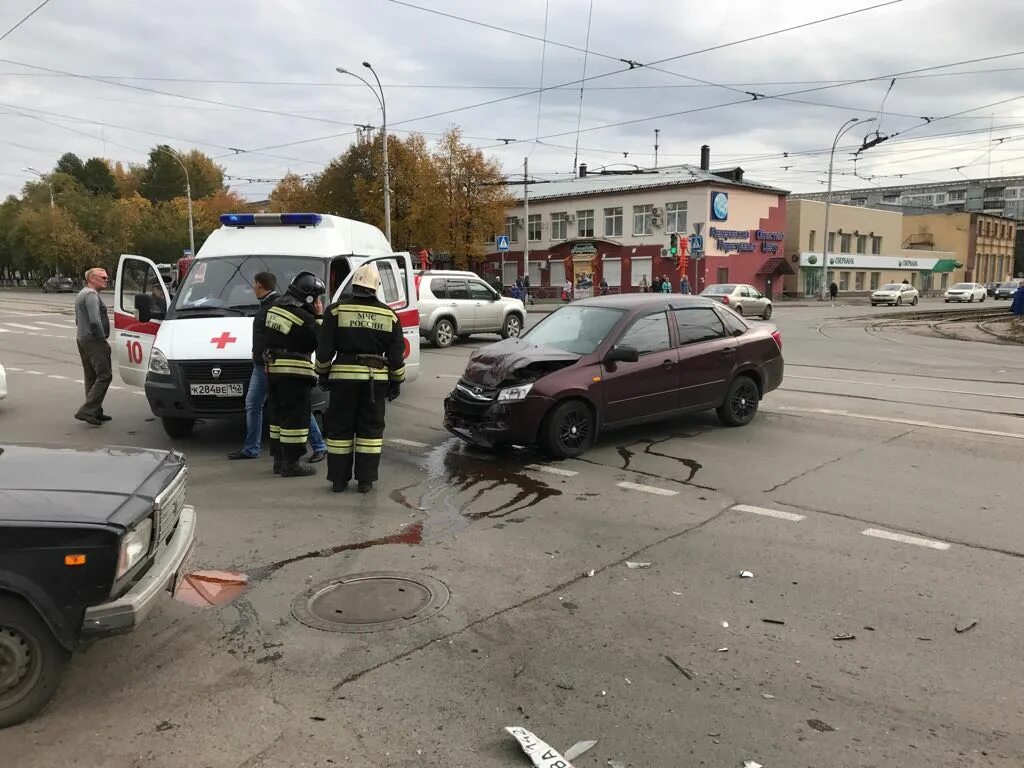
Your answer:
[699,283,773,319]
[415,270,526,347]
[871,283,919,307]
[944,282,986,303]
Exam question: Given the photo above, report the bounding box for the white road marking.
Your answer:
[133,390,146,396]
[25,370,43,375]
[37,321,74,328]
[766,406,1024,441]
[5,323,45,331]
[733,504,806,522]
[388,438,428,448]
[75,379,84,384]
[617,481,678,497]
[787,374,1024,401]
[48,374,67,380]
[861,528,951,551]
[6,367,21,372]
[525,464,578,477]
[0,328,10,333]
[109,385,122,391]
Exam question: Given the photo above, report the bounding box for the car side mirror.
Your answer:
[605,344,640,364]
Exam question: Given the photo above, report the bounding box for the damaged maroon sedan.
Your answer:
[443,295,783,458]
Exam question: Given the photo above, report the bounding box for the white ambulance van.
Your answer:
[113,212,420,438]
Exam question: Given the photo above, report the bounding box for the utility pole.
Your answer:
[521,156,529,288]
[155,148,196,262]
[25,166,58,275]
[654,129,660,169]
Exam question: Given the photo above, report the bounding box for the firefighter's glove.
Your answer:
[388,381,401,401]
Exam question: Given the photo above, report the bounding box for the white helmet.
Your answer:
[351,263,381,292]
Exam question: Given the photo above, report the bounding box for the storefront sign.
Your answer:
[711,191,729,221]
[797,252,950,271]
[755,230,784,253]
[570,243,598,255]
[710,226,754,253]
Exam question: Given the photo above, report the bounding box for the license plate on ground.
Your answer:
[189,383,243,397]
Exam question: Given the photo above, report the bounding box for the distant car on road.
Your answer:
[444,295,783,459]
[944,282,987,303]
[0,444,197,727]
[985,282,998,297]
[416,270,526,348]
[700,283,773,319]
[41,277,75,293]
[994,280,1023,299]
[871,283,919,306]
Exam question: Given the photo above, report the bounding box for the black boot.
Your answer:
[281,462,316,477]
[357,481,373,493]
[272,457,283,475]
[332,481,348,493]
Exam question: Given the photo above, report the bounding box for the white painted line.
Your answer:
[74,379,84,384]
[861,528,951,551]
[133,390,146,396]
[109,385,122,391]
[766,406,1024,441]
[617,481,678,497]
[25,370,43,375]
[525,464,579,477]
[388,438,428,448]
[733,504,806,522]
[0,328,10,333]
[37,321,74,328]
[6,367,22,372]
[5,323,45,331]
[48,374,67,380]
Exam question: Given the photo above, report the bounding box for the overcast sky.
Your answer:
[2,0,1023,201]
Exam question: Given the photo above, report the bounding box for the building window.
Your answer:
[882,194,899,203]
[528,214,542,242]
[977,220,983,236]
[871,235,882,254]
[870,272,880,290]
[827,232,836,252]
[630,257,651,287]
[941,273,949,289]
[604,258,622,287]
[855,272,865,291]
[839,271,850,291]
[984,221,990,236]
[717,267,729,283]
[856,235,866,254]
[528,260,542,286]
[577,209,595,238]
[604,207,623,237]
[633,204,654,236]
[948,189,966,201]
[851,198,867,207]
[809,230,816,250]
[1006,188,1018,199]
[840,233,851,253]
[666,201,687,233]
[551,213,568,241]
[548,261,565,287]
[506,216,518,243]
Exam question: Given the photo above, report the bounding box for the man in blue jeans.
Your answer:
[227,272,326,462]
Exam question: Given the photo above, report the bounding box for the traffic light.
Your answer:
[669,233,679,257]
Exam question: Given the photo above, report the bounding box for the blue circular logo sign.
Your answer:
[807,255,818,265]
[711,191,729,221]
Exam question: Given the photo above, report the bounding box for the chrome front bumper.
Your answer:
[82,505,197,637]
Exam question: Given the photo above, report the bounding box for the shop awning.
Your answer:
[756,257,795,276]
[931,259,959,273]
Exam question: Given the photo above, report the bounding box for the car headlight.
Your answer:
[149,347,170,375]
[497,383,533,402]
[116,518,153,579]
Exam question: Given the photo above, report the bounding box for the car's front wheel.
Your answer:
[501,313,523,339]
[968,294,974,303]
[717,375,760,427]
[761,304,773,320]
[911,296,919,306]
[896,296,903,306]
[431,318,456,348]
[0,595,70,729]
[980,294,986,302]
[539,399,595,459]
[161,417,195,438]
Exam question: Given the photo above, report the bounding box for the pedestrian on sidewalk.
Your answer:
[74,267,112,426]
[660,275,671,294]
[829,281,838,301]
[1012,280,1024,319]
[523,273,532,304]
[680,275,691,295]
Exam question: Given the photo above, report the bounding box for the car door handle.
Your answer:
[449,303,457,308]
[661,359,676,370]
[721,348,735,356]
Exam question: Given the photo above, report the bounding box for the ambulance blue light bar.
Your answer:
[219,213,323,227]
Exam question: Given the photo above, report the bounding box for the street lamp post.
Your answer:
[24,166,57,276]
[336,62,392,244]
[155,147,196,260]
[820,118,874,300]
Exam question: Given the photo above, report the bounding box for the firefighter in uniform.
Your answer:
[315,264,405,493]
[264,271,326,477]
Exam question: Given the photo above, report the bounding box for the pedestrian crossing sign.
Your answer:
[496,235,510,252]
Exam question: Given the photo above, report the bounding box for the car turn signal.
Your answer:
[64,554,87,566]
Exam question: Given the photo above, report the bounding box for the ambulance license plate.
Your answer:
[190,383,244,397]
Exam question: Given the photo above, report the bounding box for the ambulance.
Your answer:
[113,213,420,438]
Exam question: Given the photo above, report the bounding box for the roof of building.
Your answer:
[512,164,787,203]
[791,174,1024,199]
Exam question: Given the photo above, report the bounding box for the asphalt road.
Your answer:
[1,289,1022,767]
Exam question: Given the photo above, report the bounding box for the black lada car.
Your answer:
[0,444,197,727]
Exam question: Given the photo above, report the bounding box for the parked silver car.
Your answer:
[416,270,526,348]
[699,283,773,319]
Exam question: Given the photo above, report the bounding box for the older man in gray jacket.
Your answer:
[74,267,112,425]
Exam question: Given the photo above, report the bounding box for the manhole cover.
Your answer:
[290,571,450,633]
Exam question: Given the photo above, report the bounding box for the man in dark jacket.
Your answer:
[263,272,325,477]
[227,272,326,462]
[316,264,405,493]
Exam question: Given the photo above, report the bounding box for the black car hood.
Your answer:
[0,444,183,527]
[462,338,581,388]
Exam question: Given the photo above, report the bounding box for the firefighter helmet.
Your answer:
[286,271,326,305]
[351,263,381,293]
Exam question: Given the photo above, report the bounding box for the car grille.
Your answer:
[179,361,252,383]
[449,379,499,415]
[154,466,188,544]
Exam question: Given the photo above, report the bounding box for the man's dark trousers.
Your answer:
[77,337,112,418]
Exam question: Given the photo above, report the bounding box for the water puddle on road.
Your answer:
[174,569,250,607]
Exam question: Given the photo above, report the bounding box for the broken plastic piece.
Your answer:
[743,761,764,768]
[762,618,785,625]
[671,591,683,596]
[608,762,626,768]
[585,569,595,577]
[739,570,754,578]
[721,621,729,628]
[761,693,776,699]
[716,647,729,652]
[564,740,597,761]
[626,561,652,569]
[806,718,836,732]
[664,655,695,679]
[955,620,978,634]
[505,727,576,768]
[833,632,856,641]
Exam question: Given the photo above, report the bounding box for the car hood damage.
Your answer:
[462,338,580,388]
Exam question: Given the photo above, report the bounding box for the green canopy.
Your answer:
[931,259,959,273]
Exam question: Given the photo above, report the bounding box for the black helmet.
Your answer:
[287,271,326,305]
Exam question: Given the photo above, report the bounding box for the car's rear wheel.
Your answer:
[968,294,974,303]
[0,595,69,729]
[161,417,195,439]
[980,294,985,302]
[911,296,919,306]
[734,305,744,316]
[944,299,950,303]
[717,375,760,427]
[761,304,772,320]
[501,313,523,339]
[539,399,595,459]
[431,318,455,348]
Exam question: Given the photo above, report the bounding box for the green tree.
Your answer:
[112,161,146,197]
[311,141,374,219]
[54,152,85,181]
[80,157,118,196]
[140,145,225,202]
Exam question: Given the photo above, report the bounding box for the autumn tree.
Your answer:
[112,161,145,197]
[312,141,374,219]
[140,146,225,202]
[80,158,118,196]
[268,172,317,212]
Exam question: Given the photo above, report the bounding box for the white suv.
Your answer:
[416,270,526,348]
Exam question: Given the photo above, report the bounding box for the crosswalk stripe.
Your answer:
[36,321,74,328]
[5,323,44,331]
[617,481,678,497]
[733,504,806,522]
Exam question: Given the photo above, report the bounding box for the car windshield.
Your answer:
[172,255,324,314]
[522,305,624,355]
[702,284,737,295]
[951,283,972,290]
[999,282,1020,288]
[879,284,902,291]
